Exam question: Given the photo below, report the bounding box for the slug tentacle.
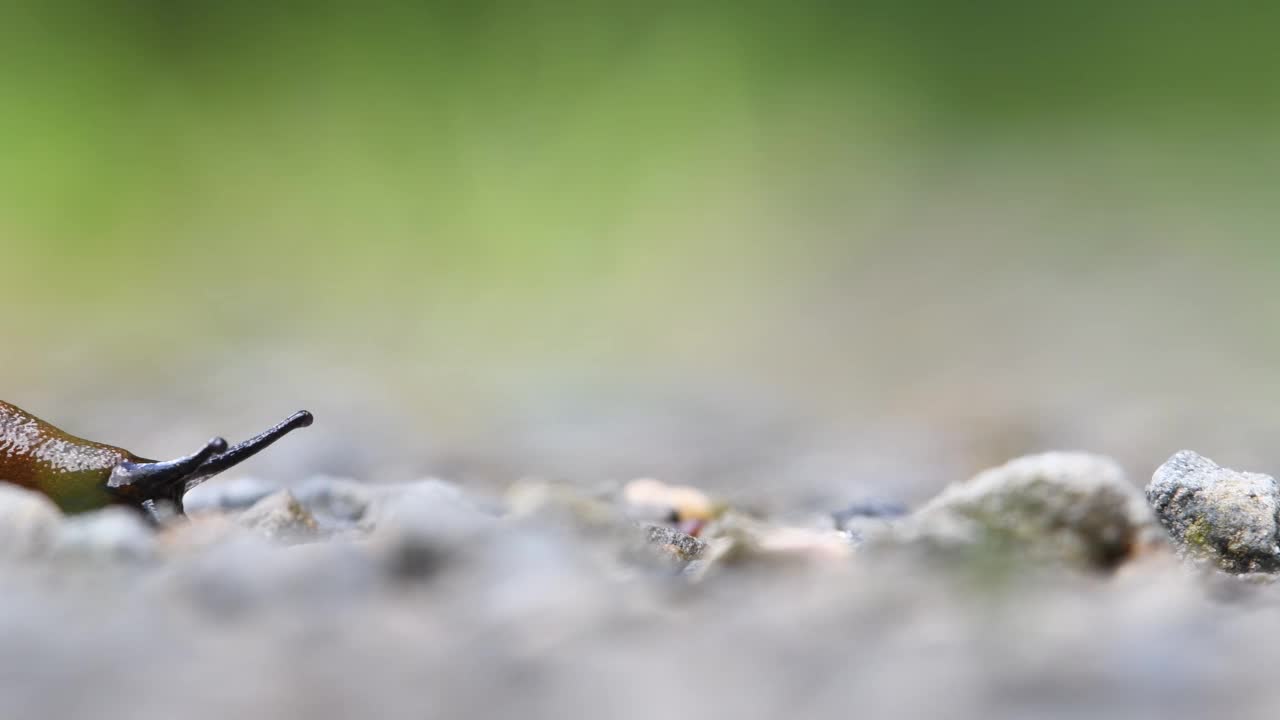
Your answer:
[183,410,315,492]
[108,437,228,492]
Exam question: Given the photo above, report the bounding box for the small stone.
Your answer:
[680,513,854,580]
[366,479,498,538]
[1147,450,1280,574]
[748,525,853,558]
[365,479,500,580]
[902,452,1157,570]
[157,512,249,555]
[54,507,155,562]
[236,490,319,542]
[643,523,706,562]
[292,476,374,527]
[623,478,719,524]
[183,476,278,514]
[0,483,62,559]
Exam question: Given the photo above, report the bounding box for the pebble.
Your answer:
[1147,450,1280,573]
[366,479,500,581]
[183,476,279,513]
[902,452,1158,570]
[236,490,320,542]
[366,479,498,537]
[623,478,719,524]
[291,476,374,527]
[644,523,707,562]
[0,483,63,560]
[54,507,155,562]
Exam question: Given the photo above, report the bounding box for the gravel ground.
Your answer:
[2,448,1280,720]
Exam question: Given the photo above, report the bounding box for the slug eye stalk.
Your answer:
[108,410,314,511]
[181,410,314,491]
[108,436,228,493]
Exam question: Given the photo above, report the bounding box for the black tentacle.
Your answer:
[182,411,314,491]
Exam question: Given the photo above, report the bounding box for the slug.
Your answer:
[0,401,313,519]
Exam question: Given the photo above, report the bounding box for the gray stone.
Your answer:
[365,479,498,539]
[643,523,706,562]
[54,507,155,562]
[365,479,500,580]
[0,483,62,559]
[183,476,278,513]
[236,490,319,542]
[904,452,1157,570]
[291,476,374,526]
[1147,450,1280,573]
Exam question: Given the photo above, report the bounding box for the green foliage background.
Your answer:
[3,1,1278,481]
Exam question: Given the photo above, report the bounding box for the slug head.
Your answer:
[107,411,314,516]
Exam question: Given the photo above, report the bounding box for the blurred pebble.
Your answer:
[747,525,853,557]
[158,533,377,618]
[684,512,854,580]
[367,479,498,536]
[183,476,279,513]
[53,507,155,562]
[623,478,719,525]
[237,490,320,542]
[366,479,500,581]
[292,476,374,527]
[158,512,249,555]
[899,452,1158,570]
[0,483,62,559]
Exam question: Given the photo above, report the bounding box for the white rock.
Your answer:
[237,490,319,542]
[903,452,1158,570]
[0,483,62,559]
[54,507,155,562]
[365,479,496,540]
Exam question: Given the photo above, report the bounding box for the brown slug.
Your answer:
[0,401,313,519]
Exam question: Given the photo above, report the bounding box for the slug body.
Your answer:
[0,401,312,518]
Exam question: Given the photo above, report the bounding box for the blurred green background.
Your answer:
[3,1,1279,501]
